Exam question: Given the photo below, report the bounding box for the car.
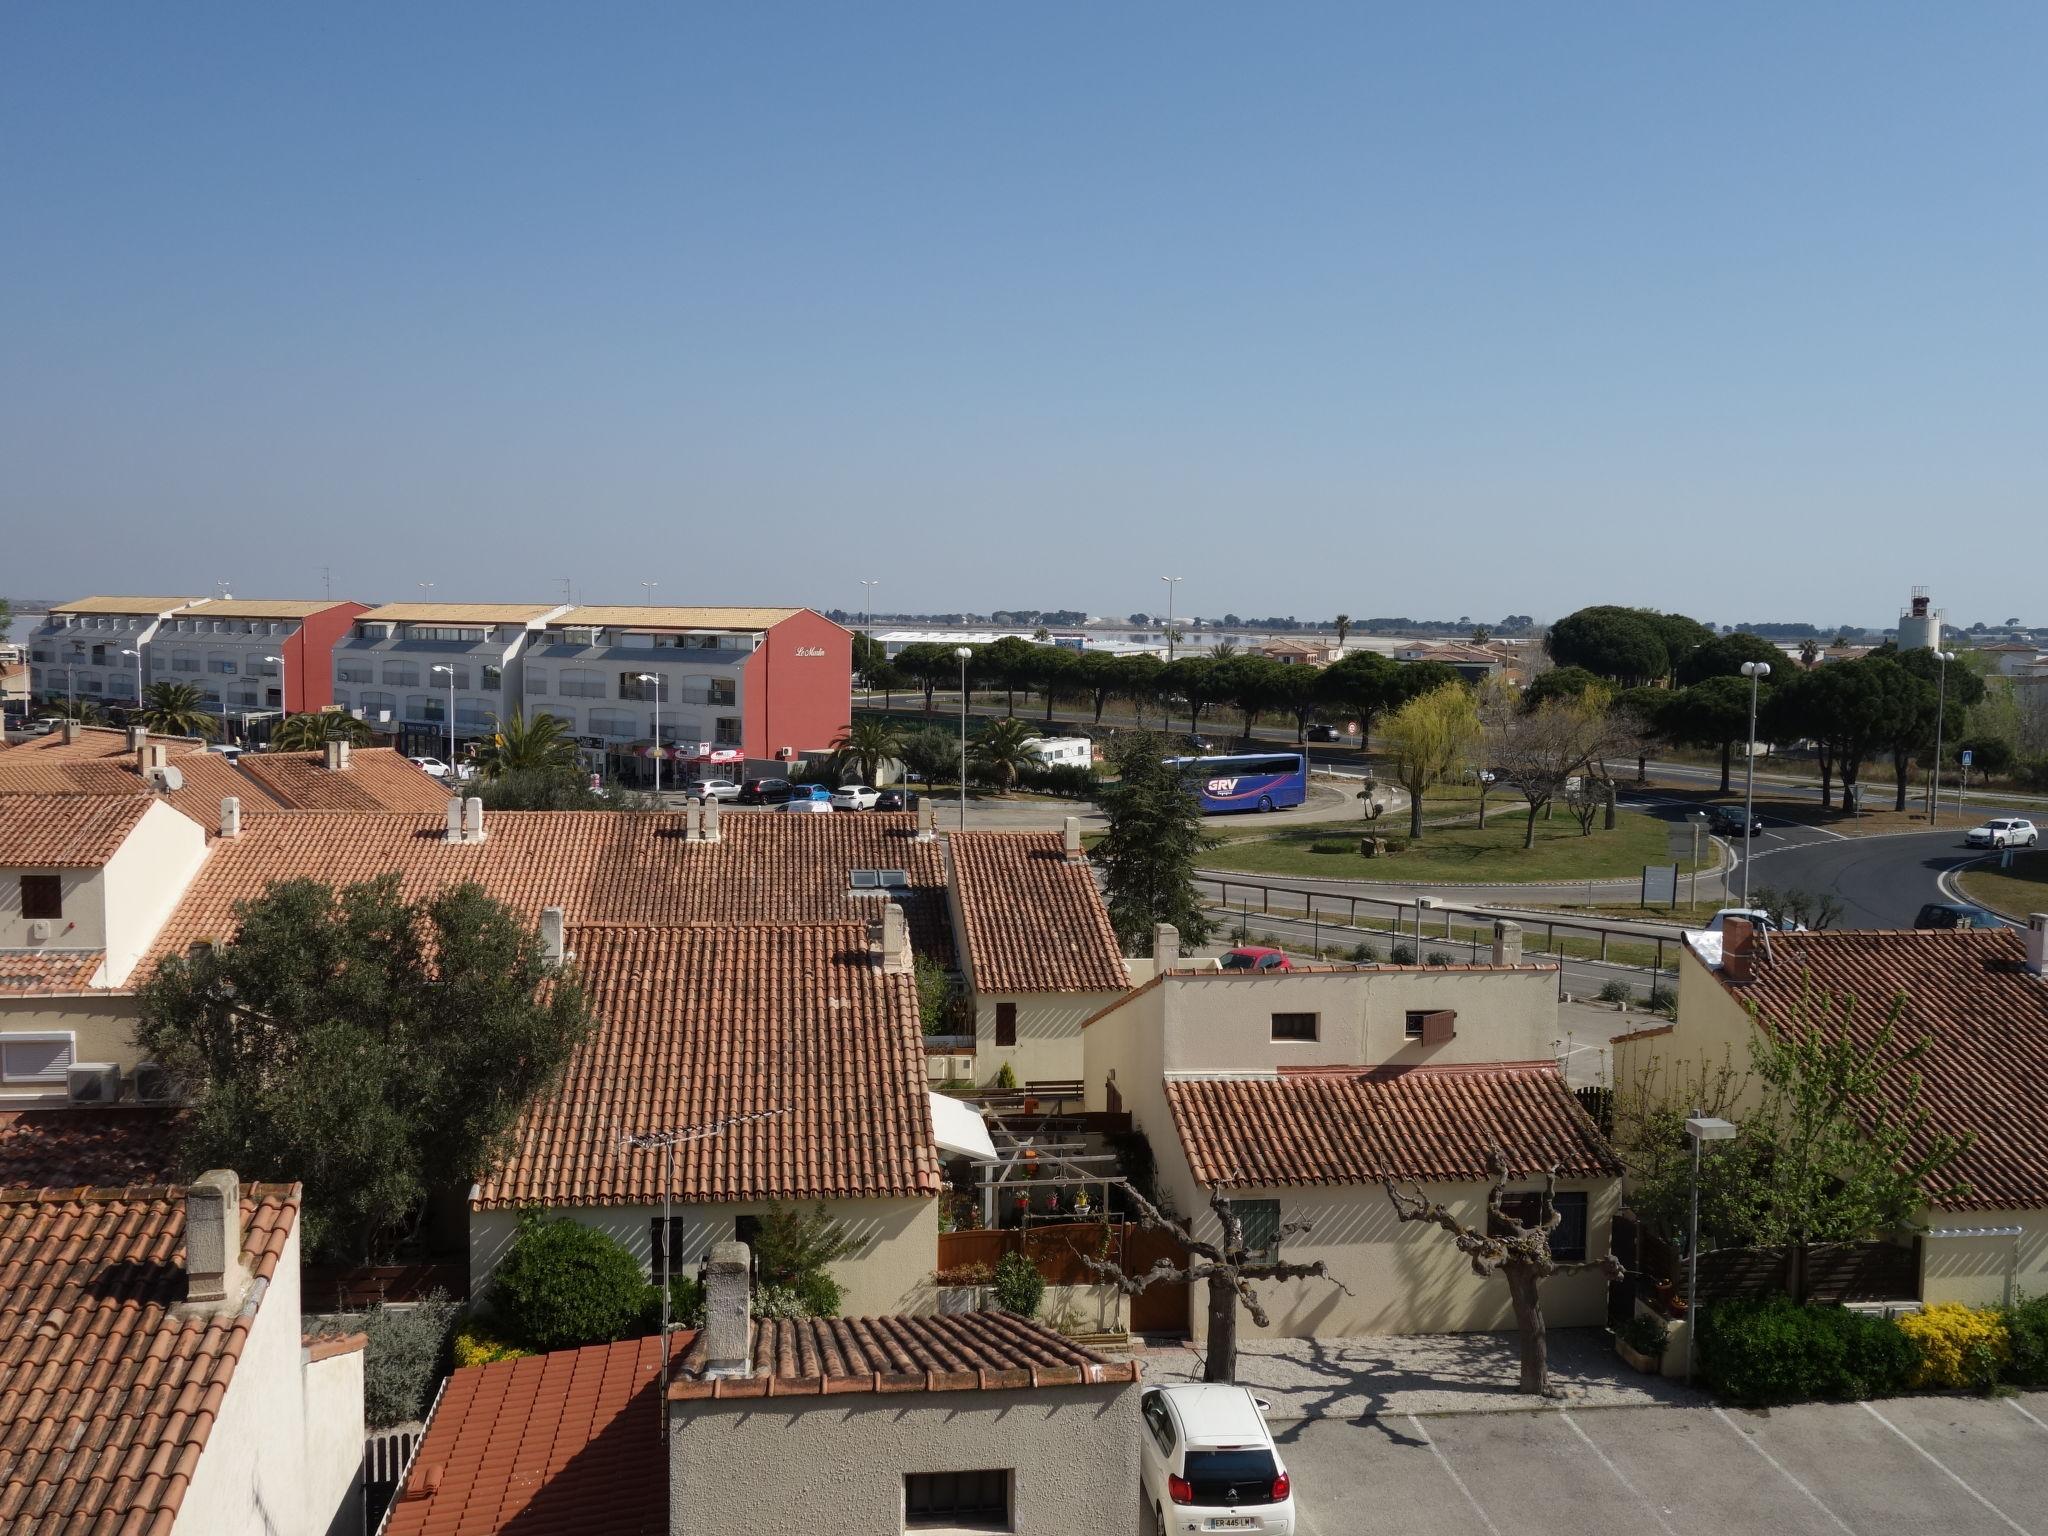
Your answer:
[874,788,919,812]
[1703,906,1804,935]
[207,744,244,761]
[1182,734,1214,752]
[683,778,741,803]
[1965,818,2039,849]
[780,796,834,814]
[409,755,450,779]
[1709,805,1766,837]
[1139,1384,1295,1536]
[831,784,881,811]
[736,778,793,805]
[791,782,832,801]
[1914,902,2004,931]
[1219,946,1292,973]
[1305,724,1341,743]
[31,717,65,735]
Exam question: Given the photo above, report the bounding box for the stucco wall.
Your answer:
[99,799,207,985]
[0,864,107,950]
[0,996,145,1099]
[973,990,1124,1088]
[301,1346,366,1536]
[1919,1208,2048,1309]
[470,1195,940,1316]
[670,1382,1142,1536]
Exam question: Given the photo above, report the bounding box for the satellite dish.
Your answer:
[146,765,185,792]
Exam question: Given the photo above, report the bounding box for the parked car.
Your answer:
[736,778,793,805]
[791,782,833,802]
[1305,724,1341,743]
[1703,906,1804,935]
[1913,902,2004,931]
[1220,946,1292,973]
[1709,805,1765,837]
[31,717,65,735]
[1965,818,2039,849]
[208,744,244,761]
[409,755,449,779]
[874,788,919,812]
[831,784,881,811]
[780,796,834,814]
[1140,1384,1295,1536]
[683,778,741,803]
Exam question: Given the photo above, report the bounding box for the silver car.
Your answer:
[1965,818,2039,849]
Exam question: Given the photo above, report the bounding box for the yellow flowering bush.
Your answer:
[452,1325,532,1369]
[1896,1303,2008,1389]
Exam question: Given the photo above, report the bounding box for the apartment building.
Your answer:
[30,596,367,720]
[330,601,569,752]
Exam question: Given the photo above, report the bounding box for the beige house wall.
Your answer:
[0,996,145,1100]
[1609,944,1763,1116]
[98,800,207,985]
[972,990,1123,1088]
[0,863,107,950]
[470,1195,940,1317]
[670,1382,1142,1536]
[1918,1208,2048,1310]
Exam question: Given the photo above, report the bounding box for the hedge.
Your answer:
[1696,1297,1919,1406]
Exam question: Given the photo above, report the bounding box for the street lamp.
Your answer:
[1684,1115,1738,1384]
[1739,661,1770,907]
[637,673,663,797]
[954,646,973,831]
[66,643,83,716]
[860,580,878,628]
[121,649,142,711]
[430,664,456,770]
[1160,576,1182,662]
[1927,650,1956,826]
[263,654,287,721]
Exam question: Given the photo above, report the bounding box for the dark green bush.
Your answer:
[1598,979,1634,1004]
[643,1272,707,1333]
[1697,1297,1919,1406]
[1618,1310,1669,1357]
[1425,951,1453,967]
[1349,940,1377,963]
[1647,984,1678,1016]
[993,1250,1046,1318]
[2002,1293,2048,1387]
[1017,763,1099,800]
[754,1203,859,1318]
[491,1209,651,1351]
[1390,942,1417,964]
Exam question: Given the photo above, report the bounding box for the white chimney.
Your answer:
[444,796,464,844]
[1153,922,1180,969]
[1062,815,1083,861]
[702,794,721,843]
[62,721,81,744]
[1492,919,1523,967]
[916,799,937,842]
[540,906,567,969]
[683,798,702,841]
[702,1241,752,1378]
[462,796,486,843]
[2028,914,2046,978]
[871,903,910,973]
[126,724,148,751]
[138,742,168,774]
[183,1169,245,1308]
[218,796,241,839]
[324,739,351,772]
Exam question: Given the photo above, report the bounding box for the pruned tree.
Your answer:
[1490,695,1610,849]
[1385,1151,1622,1396]
[1084,1187,1349,1383]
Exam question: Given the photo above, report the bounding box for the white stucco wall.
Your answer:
[470,1195,940,1317]
[301,1346,366,1536]
[670,1382,1142,1536]
[973,990,1124,1088]
[98,799,207,985]
[1919,1208,2048,1309]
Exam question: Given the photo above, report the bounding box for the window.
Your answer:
[1231,1199,1281,1263]
[433,665,471,690]
[994,1002,1017,1047]
[332,689,350,710]
[1,1034,73,1085]
[619,672,670,702]
[905,1470,1010,1530]
[714,716,741,746]
[172,651,201,673]
[1403,1008,1457,1045]
[404,626,486,642]
[20,875,63,920]
[559,668,606,699]
[1140,1392,1176,1457]
[481,665,502,690]
[649,1215,688,1272]
[524,670,547,695]
[207,656,237,674]
[410,694,441,722]
[850,870,910,889]
[708,677,736,706]
[357,690,396,719]
[384,661,421,687]
[1271,1012,1318,1042]
[1497,1191,1589,1263]
[588,708,637,739]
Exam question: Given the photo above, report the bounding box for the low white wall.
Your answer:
[301,1347,366,1536]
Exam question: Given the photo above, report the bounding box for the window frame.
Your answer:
[1497,1189,1590,1263]
[994,1001,1017,1047]
[19,873,63,920]
[1231,1198,1282,1264]
[1,1032,75,1086]
[904,1469,1012,1531]
[1270,1011,1318,1042]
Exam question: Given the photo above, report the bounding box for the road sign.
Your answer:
[1961,749,1974,767]
[1641,864,1679,905]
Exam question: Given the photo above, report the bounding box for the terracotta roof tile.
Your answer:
[233,748,451,812]
[383,1337,665,1536]
[2,726,208,762]
[950,832,1127,993]
[0,1108,183,1188]
[669,1311,1138,1399]
[0,950,106,994]
[142,810,955,973]
[0,753,289,833]
[0,794,153,866]
[1715,928,2048,1210]
[1164,1064,1621,1189]
[0,1181,300,1536]
[476,923,939,1207]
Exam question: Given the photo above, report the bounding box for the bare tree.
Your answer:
[1385,1149,1621,1397]
[1491,698,1609,849]
[1086,1188,1349,1384]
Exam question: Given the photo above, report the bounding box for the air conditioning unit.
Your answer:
[27,920,52,942]
[775,746,796,761]
[133,1061,180,1105]
[67,1061,122,1105]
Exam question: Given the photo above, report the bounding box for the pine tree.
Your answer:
[1092,736,1216,955]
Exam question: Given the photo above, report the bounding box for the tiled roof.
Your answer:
[0,1109,182,1188]
[669,1311,1138,1400]
[175,599,347,619]
[0,795,153,867]
[234,748,451,812]
[0,1182,300,1536]
[1164,1064,1621,1189]
[1716,928,2048,1210]
[475,923,938,1207]
[143,810,954,972]
[3,726,208,762]
[384,1337,664,1536]
[554,604,806,631]
[45,597,205,616]
[0,752,289,833]
[0,951,107,994]
[356,602,562,623]
[949,832,1127,993]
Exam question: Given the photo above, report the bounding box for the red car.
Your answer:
[1220,946,1292,973]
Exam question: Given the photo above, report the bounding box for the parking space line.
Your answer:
[2008,1399,2048,1435]
[1861,1402,2032,1536]
[1710,1406,1859,1536]
[1559,1412,1682,1536]
[1405,1415,1502,1536]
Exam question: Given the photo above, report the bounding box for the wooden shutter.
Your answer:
[1420,1009,1457,1046]
[995,1002,1017,1046]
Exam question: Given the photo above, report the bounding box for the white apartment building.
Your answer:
[28,596,203,711]
[331,602,570,751]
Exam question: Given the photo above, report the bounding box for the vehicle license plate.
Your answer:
[1207,1521,1256,1531]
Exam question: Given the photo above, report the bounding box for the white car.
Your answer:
[1966,818,2039,850]
[1704,907,1804,935]
[780,797,834,814]
[684,778,741,803]
[1140,1384,1295,1536]
[830,784,881,811]
[409,756,452,780]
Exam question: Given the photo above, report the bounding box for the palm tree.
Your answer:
[135,682,219,739]
[1334,615,1351,652]
[1799,637,1821,670]
[41,698,104,724]
[1210,639,1239,661]
[267,711,372,751]
[833,717,905,785]
[973,717,1040,791]
[473,711,577,780]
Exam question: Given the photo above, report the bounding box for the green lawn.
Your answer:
[1200,807,1710,885]
[1956,849,2048,920]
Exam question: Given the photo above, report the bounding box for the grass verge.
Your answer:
[1955,849,2048,920]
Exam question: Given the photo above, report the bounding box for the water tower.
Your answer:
[1897,587,1942,652]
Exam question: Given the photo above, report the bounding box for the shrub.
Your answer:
[1618,1310,1669,1358]
[1897,1302,2009,1390]
[354,1290,461,1428]
[2001,1293,2048,1387]
[491,1209,651,1352]
[1390,942,1417,964]
[993,1251,1046,1319]
[994,1060,1018,1090]
[1598,979,1634,1004]
[452,1324,532,1369]
[1425,951,1452,967]
[1697,1297,1919,1405]
[1349,940,1377,963]
[1309,840,1355,855]
[1647,984,1677,1016]
[752,1284,812,1320]
[642,1272,706,1333]
[753,1203,859,1318]
[1017,764,1099,800]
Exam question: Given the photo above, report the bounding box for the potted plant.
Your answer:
[1615,1309,1669,1374]
[932,1262,995,1315]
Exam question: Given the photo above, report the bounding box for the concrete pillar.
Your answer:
[1153,922,1180,968]
[1492,920,1523,967]
[219,797,241,839]
[702,1241,752,1378]
[183,1170,244,1307]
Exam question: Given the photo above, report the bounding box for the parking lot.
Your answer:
[1276,1394,2048,1536]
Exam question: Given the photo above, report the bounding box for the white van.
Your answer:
[1024,734,1093,769]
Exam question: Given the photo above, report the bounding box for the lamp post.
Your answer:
[430,664,456,771]
[637,673,663,797]
[263,653,287,720]
[121,649,142,712]
[860,580,878,628]
[955,646,973,831]
[1739,661,1770,907]
[1928,650,1955,825]
[1683,1115,1737,1383]
[1160,575,1182,662]
[65,643,83,715]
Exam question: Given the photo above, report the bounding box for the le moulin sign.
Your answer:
[793,646,826,657]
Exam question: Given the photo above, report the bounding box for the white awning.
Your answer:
[929,1092,996,1162]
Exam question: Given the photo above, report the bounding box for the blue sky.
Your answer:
[4,5,2043,627]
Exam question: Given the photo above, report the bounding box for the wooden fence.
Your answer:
[302,1260,468,1310]
[1629,1217,1919,1306]
[937,1221,1123,1287]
